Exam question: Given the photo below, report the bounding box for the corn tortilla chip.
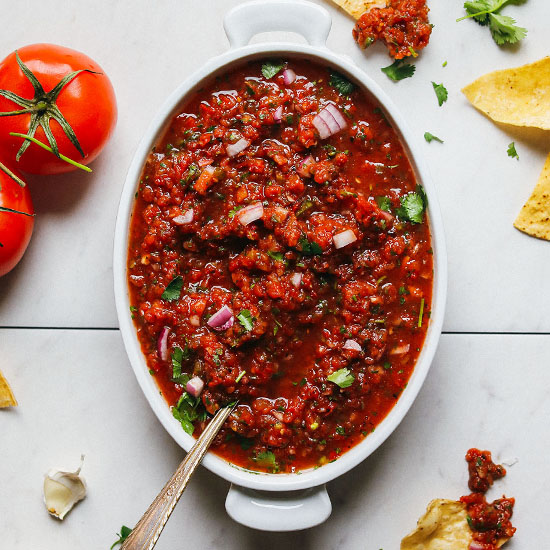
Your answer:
[0,369,17,407]
[401,499,472,550]
[462,57,550,130]
[329,0,387,19]
[514,152,550,240]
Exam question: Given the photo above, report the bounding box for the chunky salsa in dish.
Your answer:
[127,59,433,473]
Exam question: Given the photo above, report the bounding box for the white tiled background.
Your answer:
[1,1,549,548]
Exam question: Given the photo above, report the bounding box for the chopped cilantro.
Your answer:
[267,250,285,263]
[432,82,448,106]
[172,391,205,435]
[238,436,254,450]
[383,361,392,370]
[335,426,346,435]
[424,132,444,144]
[110,526,133,549]
[161,276,183,301]
[296,199,314,217]
[396,185,427,224]
[236,370,246,383]
[327,368,354,388]
[254,450,278,469]
[381,59,416,81]
[262,60,284,79]
[237,309,254,331]
[171,346,190,384]
[507,142,519,160]
[329,71,355,95]
[298,236,323,256]
[228,205,244,218]
[375,196,392,212]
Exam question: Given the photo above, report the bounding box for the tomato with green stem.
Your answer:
[0,161,34,276]
[0,43,117,174]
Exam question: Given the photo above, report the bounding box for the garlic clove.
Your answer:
[43,455,87,520]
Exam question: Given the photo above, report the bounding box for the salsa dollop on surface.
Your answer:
[127,59,433,473]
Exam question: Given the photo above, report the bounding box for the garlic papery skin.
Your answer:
[43,455,87,520]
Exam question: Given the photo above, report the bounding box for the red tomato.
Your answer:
[0,44,117,174]
[0,162,34,276]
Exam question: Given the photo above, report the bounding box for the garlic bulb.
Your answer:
[43,455,87,520]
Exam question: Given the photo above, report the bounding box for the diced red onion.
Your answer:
[237,202,264,226]
[313,104,347,139]
[189,315,200,327]
[157,327,170,361]
[207,305,234,331]
[343,339,362,352]
[379,209,394,223]
[297,155,315,178]
[186,376,204,398]
[469,543,485,550]
[274,105,283,123]
[290,272,302,288]
[226,138,250,157]
[173,209,194,225]
[333,229,357,249]
[272,410,284,421]
[282,69,296,85]
[390,343,410,355]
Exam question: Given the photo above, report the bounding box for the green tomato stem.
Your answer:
[0,160,26,187]
[9,132,92,173]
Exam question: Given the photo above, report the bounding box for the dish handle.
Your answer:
[225,483,332,531]
[224,0,332,49]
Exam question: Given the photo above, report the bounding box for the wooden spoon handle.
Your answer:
[121,404,235,550]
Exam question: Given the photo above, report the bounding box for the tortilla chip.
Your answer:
[462,57,550,130]
[329,0,387,19]
[514,152,550,240]
[0,369,17,407]
[401,499,471,550]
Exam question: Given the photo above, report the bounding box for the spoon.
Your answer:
[121,403,237,550]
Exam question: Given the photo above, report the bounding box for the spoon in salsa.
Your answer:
[121,403,237,550]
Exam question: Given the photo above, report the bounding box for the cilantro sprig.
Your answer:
[424,132,444,144]
[172,391,206,435]
[110,526,133,549]
[381,59,416,82]
[457,0,527,46]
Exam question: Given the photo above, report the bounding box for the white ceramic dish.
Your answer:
[113,0,447,532]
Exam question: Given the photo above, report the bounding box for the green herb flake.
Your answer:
[335,426,346,435]
[262,60,285,79]
[418,298,425,328]
[237,309,254,332]
[267,250,285,263]
[228,205,244,218]
[254,450,278,469]
[236,370,246,383]
[432,82,448,106]
[329,71,355,95]
[161,276,183,301]
[424,132,444,144]
[507,142,519,160]
[110,526,133,549]
[327,368,354,388]
[298,236,323,256]
[381,59,416,82]
[375,196,392,212]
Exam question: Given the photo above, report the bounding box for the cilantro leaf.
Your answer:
[329,71,355,95]
[267,250,285,263]
[172,391,205,435]
[432,82,448,106]
[237,309,254,331]
[161,276,183,301]
[254,450,278,469]
[489,13,527,45]
[110,526,133,549]
[171,345,191,384]
[327,368,354,388]
[262,61,284,79]
[381,59,416,82]
[396,187,427,224]
[507,141,519,160]
[424,132,444,143]
[298,236,323,256]
[375,196,392,212]
[228,205,244,218]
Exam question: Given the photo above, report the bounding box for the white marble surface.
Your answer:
[1,1,550,549]
[2,330,549,549]
[0,0,548,331]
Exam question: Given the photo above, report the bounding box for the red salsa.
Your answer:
[127,59,433,473]
[353,0,432,59]
[461,449,516,549]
